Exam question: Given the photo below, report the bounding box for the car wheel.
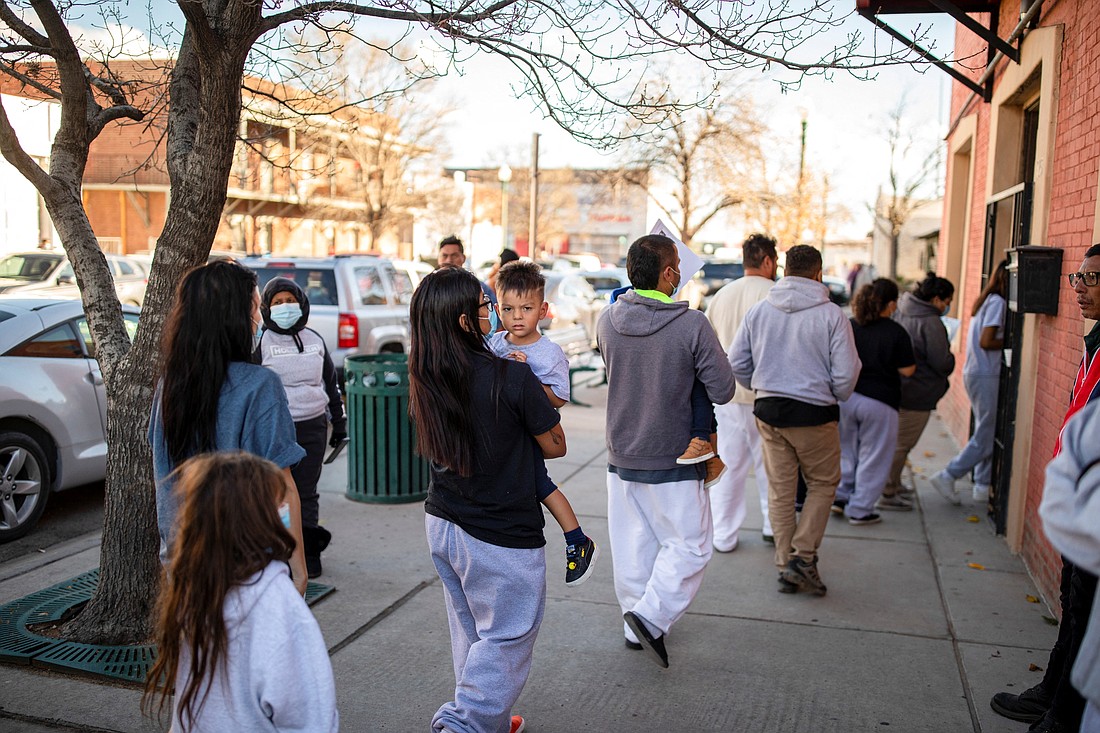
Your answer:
[0,431,51,542]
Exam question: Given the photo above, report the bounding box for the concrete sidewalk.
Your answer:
[0,383,1058,732]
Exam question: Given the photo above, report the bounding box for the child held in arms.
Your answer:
[489,260,599,586]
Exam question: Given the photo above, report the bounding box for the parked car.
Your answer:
[0,251,150,306]
[0,297,140,541]
[823,276,851,307]
[538,272,605,345]
[683,260,745,310]
[237,256,411,375]
[578,268,632,302]
[392,258,435,291]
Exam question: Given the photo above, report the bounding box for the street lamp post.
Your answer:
[498,163,512,252]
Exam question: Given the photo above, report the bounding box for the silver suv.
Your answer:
[238,256,412,373]
[0,251,150,306]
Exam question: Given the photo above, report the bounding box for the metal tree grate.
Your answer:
[0,569,335,683]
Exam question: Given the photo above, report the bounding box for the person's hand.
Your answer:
[509,351,527,364]
[329,430,347,448]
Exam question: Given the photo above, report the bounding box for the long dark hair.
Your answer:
[143,453,294,730]
[408,267,497,477]
[160,260,258,466]
[852,278,900,326]
[914,272,955,303]
[972,259,1009,317]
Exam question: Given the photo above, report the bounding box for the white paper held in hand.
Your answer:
[649,219,703,296]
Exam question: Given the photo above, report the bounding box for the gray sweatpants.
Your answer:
[427,514,546,733]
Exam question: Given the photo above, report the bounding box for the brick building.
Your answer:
[873,0,1100,605]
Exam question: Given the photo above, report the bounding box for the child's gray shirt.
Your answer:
[488,331,570,401]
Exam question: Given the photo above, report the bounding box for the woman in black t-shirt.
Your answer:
[834,279,916,525]
[408,266,566,733]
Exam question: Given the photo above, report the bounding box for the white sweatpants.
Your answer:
[710,401,772,550]
[607,472,713,641]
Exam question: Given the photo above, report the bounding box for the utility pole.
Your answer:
[529,133,540,259]
[796,111,808,247]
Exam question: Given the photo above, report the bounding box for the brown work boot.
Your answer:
[703,455,727,488]
[677,437,715,465]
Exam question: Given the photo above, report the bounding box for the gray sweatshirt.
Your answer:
[729,276,861,406]
[893,291,955,411]
[173,561,339,732]
[596,290,735,470]
[1039,400,1100,709]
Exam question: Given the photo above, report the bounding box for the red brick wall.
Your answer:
[939,1,1100,607]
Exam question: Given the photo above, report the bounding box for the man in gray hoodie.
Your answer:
[597,233,736,669]
[729,245,860,596]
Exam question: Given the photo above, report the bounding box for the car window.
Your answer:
[57,262,74,280]
[6,323,83,358]
[353,265,387,306]
[250,267,338,306]
[75,314,139,358]
[0,308,16,324]
[585,276,623,291]
[0,254,62,281]
[117,260,135,276]
[702,263,744,280]
[390,267,414,305]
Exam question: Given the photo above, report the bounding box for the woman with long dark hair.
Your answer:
[880,273,956,509]
[409,266,566,733]
[931,259,1009,505]
[143,453,337,732]
[150,260,308,591]
[833,279,916,524]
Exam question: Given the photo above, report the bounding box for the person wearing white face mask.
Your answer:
[255,277,346,579]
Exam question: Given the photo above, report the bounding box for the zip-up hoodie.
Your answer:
[893,291,955,411]
[729,276,860,405]
[596,290,735,471]
[172,561,339,732]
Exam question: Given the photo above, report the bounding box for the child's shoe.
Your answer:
[676,437,715,465]
[510,716,526,733]
[703,455,727,489]
[565,538,599,586]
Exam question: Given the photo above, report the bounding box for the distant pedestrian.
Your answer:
[409,266,566,733]
[598,233,735,668]
[705,233,779,549]
[931,259,1007,505]
[486,247,520,296]
[833,279,915,526]
[143,452,338,733]
[149,260,308,592]
[254,276,346,578]
[878,273,955,510]
[730,244,860,596]
[436,234,496,304]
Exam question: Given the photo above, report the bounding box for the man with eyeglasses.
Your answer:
[990,244,1100,733]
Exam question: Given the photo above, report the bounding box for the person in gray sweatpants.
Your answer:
[408,266,566,733]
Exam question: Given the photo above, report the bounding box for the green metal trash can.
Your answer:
[344,354,429,503]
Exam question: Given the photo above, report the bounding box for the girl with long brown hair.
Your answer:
[834,279,916,523]
[409,266,566,733]
[143,452,337,732]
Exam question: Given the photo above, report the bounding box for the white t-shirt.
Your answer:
[707,275,775,405]
[964,293,1006,376]
[488,331,571,401]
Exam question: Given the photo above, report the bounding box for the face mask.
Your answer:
[278,502,291,528]
[252,317,262,350]
[669,267,682,296]
[270,303,302,329]
[479,306,500,333]
[941,303,951,316]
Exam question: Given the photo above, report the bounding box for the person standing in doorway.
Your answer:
[729,245,861,597]
[597,233,735,669]
[705,233,779,549]
[931,259,1008,505]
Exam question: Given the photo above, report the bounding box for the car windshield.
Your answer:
[702,262,744,280]
[0,254,62,281]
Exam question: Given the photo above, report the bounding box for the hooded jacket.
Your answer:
[596,290,735,471]
[893,291,955,411]
[729,276,860,407]
[172,561,339,732]
[255,278,345,428]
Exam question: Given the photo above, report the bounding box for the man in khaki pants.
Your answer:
[729,245,860,596]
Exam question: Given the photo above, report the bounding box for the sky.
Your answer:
[68,1,956,241]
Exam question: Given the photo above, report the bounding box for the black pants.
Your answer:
[1039,557,1097,728]
[291,414,328,530]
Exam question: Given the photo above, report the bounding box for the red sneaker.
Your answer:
[510,715,526,733]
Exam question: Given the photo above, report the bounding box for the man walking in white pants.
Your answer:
[705,233,779,550]
[597,233,735,669]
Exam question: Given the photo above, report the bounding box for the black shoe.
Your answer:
[777,574,799,593]
[623,611,668,669]
[990,685,1051,723]
[565,538,599,586]
[1027,709,1065,733]
[830,500,847,516]
[624,639,643,651]
[306,554,323,579]
[762,533,775,545]
[780,556,827,596]
[847,513,882,526]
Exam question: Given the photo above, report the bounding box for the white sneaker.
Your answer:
[931,470,961,505]
[972,484,990,503]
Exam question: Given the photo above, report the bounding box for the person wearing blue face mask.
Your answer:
[255,277,346,578]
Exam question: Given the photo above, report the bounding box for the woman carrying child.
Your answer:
[409,265,567,733]
[144,452,338,732]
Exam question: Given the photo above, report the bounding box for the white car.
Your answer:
[0,251,150,306]
[0,297,139,541]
